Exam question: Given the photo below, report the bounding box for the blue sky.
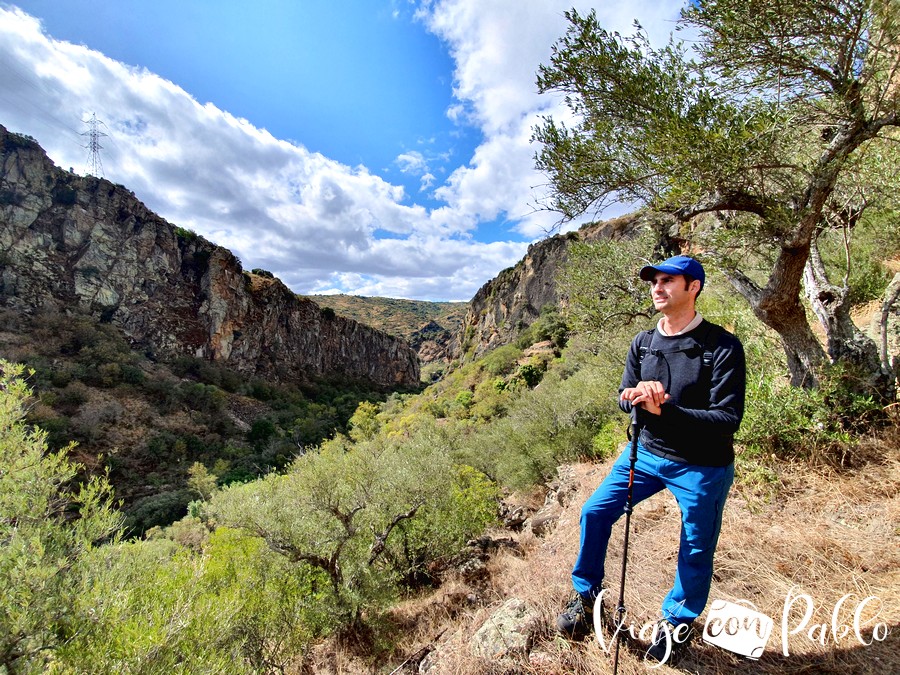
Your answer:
[0,1,686,301]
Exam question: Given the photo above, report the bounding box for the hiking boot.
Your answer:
[646,618,694,664]
[556,593,595,640]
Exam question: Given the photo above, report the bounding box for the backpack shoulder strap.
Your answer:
[699,321,722,368]
[637,328,655,365]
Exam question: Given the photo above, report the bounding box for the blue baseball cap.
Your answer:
[639,255,705,290]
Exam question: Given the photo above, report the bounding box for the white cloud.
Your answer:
[395,150,428,174]
[0,5,528,301]
[0,2,686,301]
[416,0,687,237]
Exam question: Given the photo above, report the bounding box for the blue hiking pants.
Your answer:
[572,442,734,625]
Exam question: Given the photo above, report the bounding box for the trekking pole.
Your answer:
[613,407,642,675]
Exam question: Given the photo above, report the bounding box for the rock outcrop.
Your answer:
[0,126,419,389]
[455,212,675,360]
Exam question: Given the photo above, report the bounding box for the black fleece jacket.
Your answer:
[618,319,746,467]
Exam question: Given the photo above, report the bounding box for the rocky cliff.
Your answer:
[455,213,676,359]
[0,126,419,389]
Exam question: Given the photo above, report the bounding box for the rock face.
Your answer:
[408,320,459,367]
[0,126,419,389]
[455,213,673,360]
[458,234,572,360]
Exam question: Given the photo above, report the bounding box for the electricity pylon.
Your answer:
[82,113,107,177]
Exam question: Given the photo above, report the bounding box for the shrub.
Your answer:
[210,419,500,625]
[480,344,523,376]
[120,363,145,385]
[0,361,121,673]
[348,400,381,442]
[393,463,499,582]
[517,362,544,388]
[54,538,250,673]
[178,381,226,414]
[247,417,277,443]
[461,354,620,489]
[125,489,194,536]
[514,304,569,349]
[55,381,90,413]
[738,364,884,464]
[175,226,198,242]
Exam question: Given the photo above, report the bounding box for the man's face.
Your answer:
[649,272,698,314]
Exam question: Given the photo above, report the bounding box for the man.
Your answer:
[556,255,746,662]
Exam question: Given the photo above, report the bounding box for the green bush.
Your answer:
[0,361,122,674]
[738,364,883,464]
[515,304,569,349]
[517,362,544,388]
[34,415,72,451]
[480,344,523,376]
[119,363,145,385]
[53,538,250,673]
[170,356,243,392]
[348,400,381,442]
[179,382,226,414]
[125,489,194,536]
[247,417,277,443]
[210,419,500,625]
[394,464,498,582]
[460,354,620,489]
[63,528,330,672]
[175,226,198,242]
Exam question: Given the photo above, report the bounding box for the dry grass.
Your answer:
[308,435,900,675]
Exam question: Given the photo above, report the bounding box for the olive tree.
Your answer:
[209,421,498,626]
[534,0,900,394]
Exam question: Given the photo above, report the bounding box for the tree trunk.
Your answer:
[804,241,893,398]
[726,244,827,388]
[760,296,827,389]
[880,272,900,383]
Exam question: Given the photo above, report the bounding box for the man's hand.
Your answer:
[620,381,670,416]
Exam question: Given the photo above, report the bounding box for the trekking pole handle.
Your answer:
[624,406,641,510]
[629,406,641,463]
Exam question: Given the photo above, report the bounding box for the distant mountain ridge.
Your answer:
[0,125,419,389]
[308,294,466,366]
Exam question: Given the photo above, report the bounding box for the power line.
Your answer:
[81,112,107,177]
[0,51,83,142]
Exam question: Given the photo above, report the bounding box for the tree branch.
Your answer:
[674,190,774,221]
[256,530,332,574]
[721,266,764,306]
[368,502,424,566]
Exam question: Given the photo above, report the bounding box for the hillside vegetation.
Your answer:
[0,308,389,537]
[2,213,898,672]
[306,295,466,344]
